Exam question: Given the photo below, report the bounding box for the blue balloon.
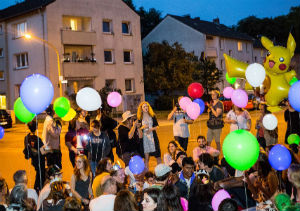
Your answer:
[129,155,145,174]
[289,81,300,112]
[268,144,291,171]
[20,74,54,114]
[0,126,4,139]
[193,98,205,115]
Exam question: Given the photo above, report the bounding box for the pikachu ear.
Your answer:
[287,33,296,57]
[261,36,274,50]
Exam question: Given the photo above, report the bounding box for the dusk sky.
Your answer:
[133,0,299,26]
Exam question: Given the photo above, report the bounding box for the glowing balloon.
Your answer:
[62,108,76,121]
[20,74,54,114]
[129,155,145,174]
[245,63,266,88]
[268,144,291,171]
[14,98,35,123]
[275,193,291,211]
[179,97,192,111]
[289,76,298,86]
[107,92,122,107]
[287,134,300,145]
[211,189,231,211]
[76,87,102,111]
[223,130,260,170]
[262,114,278,130]
[288,81,300,112]
[0,126,4,139]
[186,102,200,120]
[226,72,237,85]
[188,82,204,99]
[231,89,248,108]
[180,197,188,211]
[223,87,234,99]
[193,99,205,115]
[54,97,70,118]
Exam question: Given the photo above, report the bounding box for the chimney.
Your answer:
[213,18,220,24]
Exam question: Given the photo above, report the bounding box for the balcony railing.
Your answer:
[61,30,97,45]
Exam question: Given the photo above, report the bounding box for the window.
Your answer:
[103,20,112,33]
[0,71,4,80]
[246,43,249,52]
[237,41,242,51]
[15,21,27,38]
[219,38,225,50]
[220,59,224,70]
[70,19,78,31]
[15,53,28,69]
[105,79,116,89]
[229,50,232,56]
[0,24,3,33]
[125,79,134,92]
[254,56,257,62]
[0,48,3,57]
[206,35,213,40]
[14,84,21,99]
[104,50,113,63]
[123,50,133,63]
[122,22,130,34]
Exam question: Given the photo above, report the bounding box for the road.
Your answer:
[0,110,287,189]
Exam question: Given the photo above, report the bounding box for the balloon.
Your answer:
[245,63,266,88]
[289,76,298,86]
[0,126,4,139]
[54,97,70,118]
[288,81,300,112]
[179,97,192,111]
[180,197,188,211]
[211,189,231,211]
[62,108,76,121]
[14,97,35,123]
[231,89,248,108]
[193,99,205,115]
[287,134,300,145]
[76,87,102,111]
[262,114,278,130]
[129,155,145,175]
[275,193,291,211]
[107,92,122,107]
[223,87,234,99]
[188,82,204,99]
[186,102,200,120]
[225,72,237,85]
[268,144,292,171]
[223,130,260,170]
[20,74,54,114]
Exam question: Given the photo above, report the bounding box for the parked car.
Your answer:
[0,110,12,128]
[219,96,232,113]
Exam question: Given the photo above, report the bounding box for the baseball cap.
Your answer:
[155,164,172,177]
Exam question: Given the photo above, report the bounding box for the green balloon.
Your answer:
[287,134,300,145]
[226,72,237,85]
[289,76,298,86]
[54,97,70,118]
[222,129,260,170]
[275,193,291,211]
[14,97,35,123]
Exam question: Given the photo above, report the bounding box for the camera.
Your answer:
[175,103,180,111]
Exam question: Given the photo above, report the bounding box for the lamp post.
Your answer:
[24,34,63,97]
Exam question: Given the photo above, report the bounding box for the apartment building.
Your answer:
[0,0,144,111]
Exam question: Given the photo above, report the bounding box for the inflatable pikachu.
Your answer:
[224,33,296,112]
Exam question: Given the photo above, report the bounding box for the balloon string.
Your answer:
[35,116,43,194]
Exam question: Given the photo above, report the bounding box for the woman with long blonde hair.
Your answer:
[137,101,161,169]
[70,154,93,209]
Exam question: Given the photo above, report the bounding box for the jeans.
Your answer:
[90,161,97,177]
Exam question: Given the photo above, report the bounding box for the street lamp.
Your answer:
[24,33,63,97]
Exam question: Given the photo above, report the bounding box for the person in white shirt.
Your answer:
[89,176,117,211]
[192,135,219,162]
[224,105,251,132]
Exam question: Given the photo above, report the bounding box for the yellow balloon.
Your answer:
[62,108,76,121]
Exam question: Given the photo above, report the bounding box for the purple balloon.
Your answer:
[129,155,145,175]
[211,189,231,211]
[0,126,4,139]
[193,98,205,115]
[107,92,122,107]
[179,97,192,111]
[223,87,234,99]
[187,102,200,120]
[268,144,292,171]
[231,89,248,108]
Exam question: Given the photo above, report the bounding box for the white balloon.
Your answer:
[262,114,278,130]
[245,63,266,88]
[76,87,102,111]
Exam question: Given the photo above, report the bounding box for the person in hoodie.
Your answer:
[86,120,111,176]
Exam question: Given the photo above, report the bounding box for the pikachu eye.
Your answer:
[279,57,284,62]
[267,51,271,56]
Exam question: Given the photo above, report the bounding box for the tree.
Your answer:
[98,83,122,115]
[138,7,162,38]
[122,0,136,11]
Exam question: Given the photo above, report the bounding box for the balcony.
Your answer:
[61,30,97,45]
[63,62,99,77]
[206,47,217,58]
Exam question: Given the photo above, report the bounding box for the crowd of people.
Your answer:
[0,93,300,211]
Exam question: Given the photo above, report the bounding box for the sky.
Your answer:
[133,0,300,26]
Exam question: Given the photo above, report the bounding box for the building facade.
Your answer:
[0,0,144,111]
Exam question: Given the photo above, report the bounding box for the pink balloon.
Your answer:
[223,87,234,99]
[179,97,192,111]
[186,102,200,120]
[107,92,122,107]
[180,197,188,211]
[231,89,248,108]
[211,189,231,211]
